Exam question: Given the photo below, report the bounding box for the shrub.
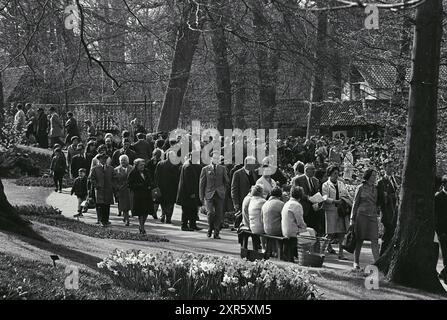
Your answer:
[14,204,62,216]
[98,249,319,300]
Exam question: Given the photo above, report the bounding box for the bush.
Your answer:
[15,176,74,188]
[14,205,168,242]
[0,145,53,178]
[98,249,319,300]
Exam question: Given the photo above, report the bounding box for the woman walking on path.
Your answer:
[322,165,351,260]
[128,158,154,234]
[114,155,133,226]
[350,168,380,270]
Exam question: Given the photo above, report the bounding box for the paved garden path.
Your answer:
[46,187,377,272]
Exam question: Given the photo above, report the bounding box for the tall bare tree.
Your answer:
[376,0,445,293]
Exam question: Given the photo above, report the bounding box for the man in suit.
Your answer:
[293,163,323,235]
[89,153,115,227]
[154,151,181,224]
[435,175,447,283]
[64,112,80,146]
[377,161,399,255]
[36,107,49,148]
[177,151,203,231]
[199,152,230,239]
[131,133,153,161]
[231,156,258,228]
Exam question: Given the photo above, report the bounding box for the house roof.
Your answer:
[353,63,447,90]
[319,99,392,127]
[1,66,31,102]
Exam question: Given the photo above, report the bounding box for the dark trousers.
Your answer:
[304,210,325,237]
[96,204,110,225]
[205,194,225,235]
[438,233,447,267]
[182,205,198,228]
[53,172,64,191]
[37,133,48,148]
[161,203,175,222]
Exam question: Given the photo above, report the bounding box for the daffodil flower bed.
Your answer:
[98,249,319,300]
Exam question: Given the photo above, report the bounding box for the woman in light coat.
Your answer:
[113,155,133,226]
[248,184,266,235]
[256,156,277,199]
[322,165,351,260]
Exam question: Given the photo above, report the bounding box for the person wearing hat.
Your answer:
[350,168,380,270]
[377,160,399,255]
[70,143,87,179]
[89,153,115,227]
[65,112,80,145]
[35,107,49,148]
[67,136,81,175]
[435,175,447,283]
[112,138,136,167]
[71,168,88,218]
[49,106,64,147]
[292,163,323,235]
[50,146,66,193]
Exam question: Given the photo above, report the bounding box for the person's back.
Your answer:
[281,198,307,238]
[262,197,284,236]
[240,194,251,229]
[248,195,266,235]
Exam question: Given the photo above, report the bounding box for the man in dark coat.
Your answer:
[36,108,49,148]
[70,144,87,179]
[293,163,323,235]
[377,161,399,255]
[131,133,153,161]
[154,151,181,224]
[435,175,447,283]
[111,138,136,167]
[89,154,115,227]
[177,151,203,231]
[231,156,258,213]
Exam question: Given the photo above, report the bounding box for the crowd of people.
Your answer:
[14,104,445,276]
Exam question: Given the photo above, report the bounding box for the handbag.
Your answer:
[151,187,162,201]
[343,225,356,254]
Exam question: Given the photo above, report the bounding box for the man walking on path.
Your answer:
[89,154,115,227]
[177,151,203,231]
[65,112,80,146]
[199,151,230,239]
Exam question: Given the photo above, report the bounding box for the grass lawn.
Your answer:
[0,252,161,300]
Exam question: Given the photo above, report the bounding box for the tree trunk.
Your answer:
[234,48,248,129]
[157,2,204,132]
[0,71,4,126]
[393,0,412,104]
[210,0,233,133]
[252,1,278,129]
[0,179,46,242]
[306,0,327,138]
[376,0,445,294]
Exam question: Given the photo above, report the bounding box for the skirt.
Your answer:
[325,207,349,235]
[355,213,379,241]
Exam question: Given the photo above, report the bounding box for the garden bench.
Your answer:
[239,229,295,262]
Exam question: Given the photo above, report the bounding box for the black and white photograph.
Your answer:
[0,0,447,307]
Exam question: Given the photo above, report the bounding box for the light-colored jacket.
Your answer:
[49,113,63,138]
[262,197,284,236]
[322,179,351,211]
[248,196,266,234]
[240,194,252,229]
[281,198,307,238]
